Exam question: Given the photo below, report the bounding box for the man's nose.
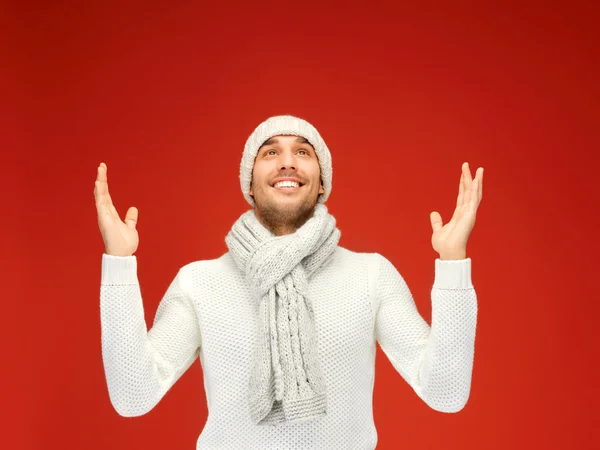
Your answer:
[278,150,297,170]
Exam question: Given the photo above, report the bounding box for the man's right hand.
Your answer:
[94,162,139,257]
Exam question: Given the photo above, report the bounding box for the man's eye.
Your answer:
[298,149,308,155]
[267,150,276,155]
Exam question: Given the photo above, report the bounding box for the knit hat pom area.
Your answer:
[239,115,332,207]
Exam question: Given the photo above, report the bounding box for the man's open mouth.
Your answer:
[271,181,303,190]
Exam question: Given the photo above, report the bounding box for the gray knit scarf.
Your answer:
[225,203,341,426]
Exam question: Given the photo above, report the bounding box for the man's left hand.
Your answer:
[430,162,484,260]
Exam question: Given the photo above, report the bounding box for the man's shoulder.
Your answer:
[179,252,236,275]
[332,245,383,267]
[335,245,376,256]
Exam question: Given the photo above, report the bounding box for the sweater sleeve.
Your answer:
[373,253,477,413]
[100,254,202,417]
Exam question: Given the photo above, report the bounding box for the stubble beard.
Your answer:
[253,189,319,235]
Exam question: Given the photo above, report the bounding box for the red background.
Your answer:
[3,0,599,449]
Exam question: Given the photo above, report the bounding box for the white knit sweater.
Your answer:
[100,246,477,450]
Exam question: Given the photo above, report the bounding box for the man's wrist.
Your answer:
[439,253,467,260]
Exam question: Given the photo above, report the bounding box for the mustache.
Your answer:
[271,172,304,183]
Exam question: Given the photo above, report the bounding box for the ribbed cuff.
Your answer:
[433,257,472,289]
[101,253,138,285]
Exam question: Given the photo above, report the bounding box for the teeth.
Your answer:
[274,181,300,188]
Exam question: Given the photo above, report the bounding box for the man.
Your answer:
[96,114,483,449]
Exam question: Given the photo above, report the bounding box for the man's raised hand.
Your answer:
[94,162,140,257]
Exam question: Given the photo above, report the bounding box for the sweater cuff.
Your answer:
[433,257,472,289]
[101,253,138,285]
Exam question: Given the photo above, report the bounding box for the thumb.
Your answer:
[430,211,443,232]
[125,206,138,230]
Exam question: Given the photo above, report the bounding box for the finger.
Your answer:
[462,162,472,206]
[478,167,483,203]
[456,173,465,209]
[463,162,473,183]
[94,171,119,220]
[95,162,107,186]
[95,163,113,208]
[125,206,139,229]
[472,167,482,207]
[469,177,478,213]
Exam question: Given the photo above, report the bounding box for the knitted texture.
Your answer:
[225,203,340,425]
[100,249,478,450]
[240,115,333,207]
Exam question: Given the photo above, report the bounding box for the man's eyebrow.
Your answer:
[259,136,313,148]
[260,137,278,147]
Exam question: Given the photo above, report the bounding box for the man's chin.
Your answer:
[256,196,316,213]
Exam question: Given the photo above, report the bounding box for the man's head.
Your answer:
[239,115,332,235]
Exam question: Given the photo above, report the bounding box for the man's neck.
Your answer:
[270,224,297,236]
[255,214,297,236]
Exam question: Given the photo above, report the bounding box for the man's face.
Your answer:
[249,134,325,233]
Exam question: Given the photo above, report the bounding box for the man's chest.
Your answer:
[189,258,377,372]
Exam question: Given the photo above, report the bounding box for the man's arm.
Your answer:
[100,254,201,417]
[373,253,477,412]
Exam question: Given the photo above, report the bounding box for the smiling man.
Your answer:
[249,134,325,235]
[97,114,483,449]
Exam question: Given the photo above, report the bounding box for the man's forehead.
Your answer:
[260,136,312,148]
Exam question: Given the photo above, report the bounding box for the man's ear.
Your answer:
[319,182,325,194]
[249,182,253,197]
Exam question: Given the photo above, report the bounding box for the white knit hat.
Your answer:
[240,114,332,207]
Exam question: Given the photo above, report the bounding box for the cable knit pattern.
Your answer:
[100,248,477,450]
[225,204,340,425]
